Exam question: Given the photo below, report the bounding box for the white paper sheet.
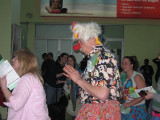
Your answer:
[0,60,20,90]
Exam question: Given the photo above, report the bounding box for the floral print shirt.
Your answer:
[80,45,122,105]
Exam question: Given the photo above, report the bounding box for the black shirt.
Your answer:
[55,61,66,88]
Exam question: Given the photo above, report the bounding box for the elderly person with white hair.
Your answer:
[63,22,122,120]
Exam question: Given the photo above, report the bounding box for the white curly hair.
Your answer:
[71,22,101,42]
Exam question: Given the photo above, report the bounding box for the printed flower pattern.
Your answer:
[79,45,122,105]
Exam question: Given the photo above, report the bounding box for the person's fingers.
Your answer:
[63,73,71,79]
[65,65,75,72]
[63,66,72,74]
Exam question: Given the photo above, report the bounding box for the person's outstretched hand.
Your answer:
[63,65,81,84]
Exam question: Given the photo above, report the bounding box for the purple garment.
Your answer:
[4,73,50,120]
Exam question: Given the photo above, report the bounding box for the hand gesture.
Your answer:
[63,65,81,84]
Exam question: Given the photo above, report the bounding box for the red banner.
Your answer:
[117,0,160,19]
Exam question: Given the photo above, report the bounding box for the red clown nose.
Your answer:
[73,42,81,51]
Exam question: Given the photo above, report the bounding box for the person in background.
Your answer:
[153,49,160,83]
[0,49,50,120]
[41,52,54,84]
[43,52,57,109]
[141,59,154,110]
[141,59,154,87]
[55,53,68,102]
[42,53,48,61]
[45,0,68,13]
[121,56,147,120]
[41,53,49,80]
[145,77,160,120]
[48,52,54,61]
[78,55,88,76]
[63,22,122,119]
[64,55,81,120]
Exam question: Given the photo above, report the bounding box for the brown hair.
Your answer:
[14,48,44,84]
[68,55,76,68]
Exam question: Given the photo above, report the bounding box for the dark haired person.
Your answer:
[153,49,160,83]
[48,52,54,61]
[121,56,147,120]
[141,59,154,87]
[145,77,160,120]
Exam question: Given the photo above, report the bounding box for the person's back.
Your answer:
[1,49,50,120]
[41,59,53,82]
[44,60,57,87]
[6,74,50,120]
[42,52,55,84]
[141,59,154,111]
[41,53,49,79]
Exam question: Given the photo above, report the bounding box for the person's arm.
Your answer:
[0,89,6,107]
[56,73,63,78]
[56,80,66,84]
[46,62,57,85]
[153,58,159,64]
[55,63,64,78]
[1,87,12,102]
[3,74,34,111]
[63,65,110,101]
[0,76,12,102]
[123,74,146,108]
[150,66,154,77]
[77,78,110,101]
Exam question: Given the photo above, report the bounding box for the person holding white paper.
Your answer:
[0,49,50,120]
[145,77,160,119]
[121,56,147,120]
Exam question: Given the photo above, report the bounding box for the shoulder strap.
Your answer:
[131,71,144,80]
[121,73,127,85]
[89,52,99,71]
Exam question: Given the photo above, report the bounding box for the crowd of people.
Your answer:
[0,22,160,120]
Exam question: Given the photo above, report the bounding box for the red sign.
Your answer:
[117,0,160,19]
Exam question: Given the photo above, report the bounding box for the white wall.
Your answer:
[35,24,124,67]
[35,24,84,66]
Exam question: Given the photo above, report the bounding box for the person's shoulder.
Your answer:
[55,61,60,65]
[18,73,37,87]
[54,61,60,67]
[21,73,33,78]
[134,72,144,81]
[101,48,114,58]
[141,65,145,68]
[50,59,55,64]
[21,73,38,82]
